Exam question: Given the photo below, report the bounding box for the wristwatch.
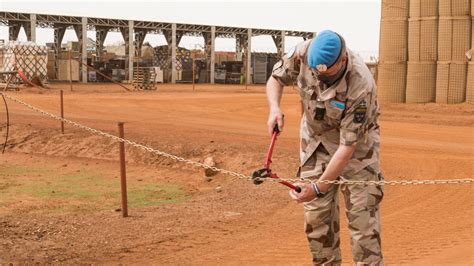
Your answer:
[312,183,326,198]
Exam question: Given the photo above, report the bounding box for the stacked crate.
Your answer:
[406,0,439,103]
[436,0,471,103]
[377,0,409,103]
[132,67,157,90]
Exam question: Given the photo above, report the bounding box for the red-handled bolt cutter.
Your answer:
[252,125,301,193]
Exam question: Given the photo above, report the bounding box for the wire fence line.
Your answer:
[1,92,473,187]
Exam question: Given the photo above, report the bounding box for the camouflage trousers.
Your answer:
[302,146,384,265]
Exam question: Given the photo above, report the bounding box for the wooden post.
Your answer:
[60,90,64,134]
[192,53,195,91]
[69,49,73,92]
[118,122,128,217]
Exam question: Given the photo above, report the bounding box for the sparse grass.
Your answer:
[0,163,190,213]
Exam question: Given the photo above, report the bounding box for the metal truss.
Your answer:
[87,17,128,31]
[0,12,30,26]
[1,11,314,84]
[134,20,171,34]
[36,14,82,28]
[1,11,313,39]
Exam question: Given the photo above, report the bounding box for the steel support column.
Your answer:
[134,29,147,57]
[239,34,248,85]
[120,26,128,60]
[80,17,87,82]
[54,24,67,78]
[271,35,282,56]
[163,30,172,83]
[236,35,242,53]
[171,23,177,83]
[72,22,84,82]
[22,21,31,41]
[210,26,215,84]
[281,30,286,56]
[29,14,36,42]
[128,20,134,83]
[246,28,252,85]
[95,27,109,62]
[176,32,183,46]
[203,32,212,83]
[8,23,21,41]
[271,31,285,57]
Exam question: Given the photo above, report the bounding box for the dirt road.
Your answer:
[1,83,473,264]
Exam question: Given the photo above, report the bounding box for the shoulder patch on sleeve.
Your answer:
[353,100,367,123]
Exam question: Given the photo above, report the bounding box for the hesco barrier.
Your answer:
[410,0,439,17]
[378,0,409,102]
[381,0,409,18]
[380,19,409,62]
[467,62,474,104]
[406,61,437,103]
[438,16,472,61]
[377,62,407,103]
[435,62,467,103]
[439,0,471,16]
[408,18,439,61]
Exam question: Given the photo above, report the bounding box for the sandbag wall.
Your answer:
[378,0,409,103]
[379,0,473,104]
[466,2,474,104]
[436,0,471,103]
[406,0,439,103]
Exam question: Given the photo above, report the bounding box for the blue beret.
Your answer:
[307,30,342,69]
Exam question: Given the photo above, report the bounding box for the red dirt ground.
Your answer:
[0,83,473,265]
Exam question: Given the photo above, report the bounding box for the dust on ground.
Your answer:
[0,83,473,264]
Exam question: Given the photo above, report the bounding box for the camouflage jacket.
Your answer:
[271,40,380,177]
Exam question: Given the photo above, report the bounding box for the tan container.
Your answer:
[380,19,409,62]
[57,59,80,81]
[436,62,467,103]
[438,16,472,61]
[410,0,438,18]
[408,18,438,61]
[406,61,437,103]
[381,0,409,18]
[466,62,474,104]
[377,62,407,103]
[439,0,471,16]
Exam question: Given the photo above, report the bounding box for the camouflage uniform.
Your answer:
[272,40,384,265]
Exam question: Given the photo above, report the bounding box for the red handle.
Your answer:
[264,125,279,168]
[279,180,302,193]
[262,124,300,193]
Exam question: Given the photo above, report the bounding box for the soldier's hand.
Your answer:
[267,108,284,135]
[289,183,316,203]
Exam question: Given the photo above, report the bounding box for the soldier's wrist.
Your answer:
[311,182,326,198]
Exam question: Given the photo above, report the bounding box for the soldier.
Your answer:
[266,30,384,265]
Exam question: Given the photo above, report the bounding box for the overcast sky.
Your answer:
[0,0,381,58]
